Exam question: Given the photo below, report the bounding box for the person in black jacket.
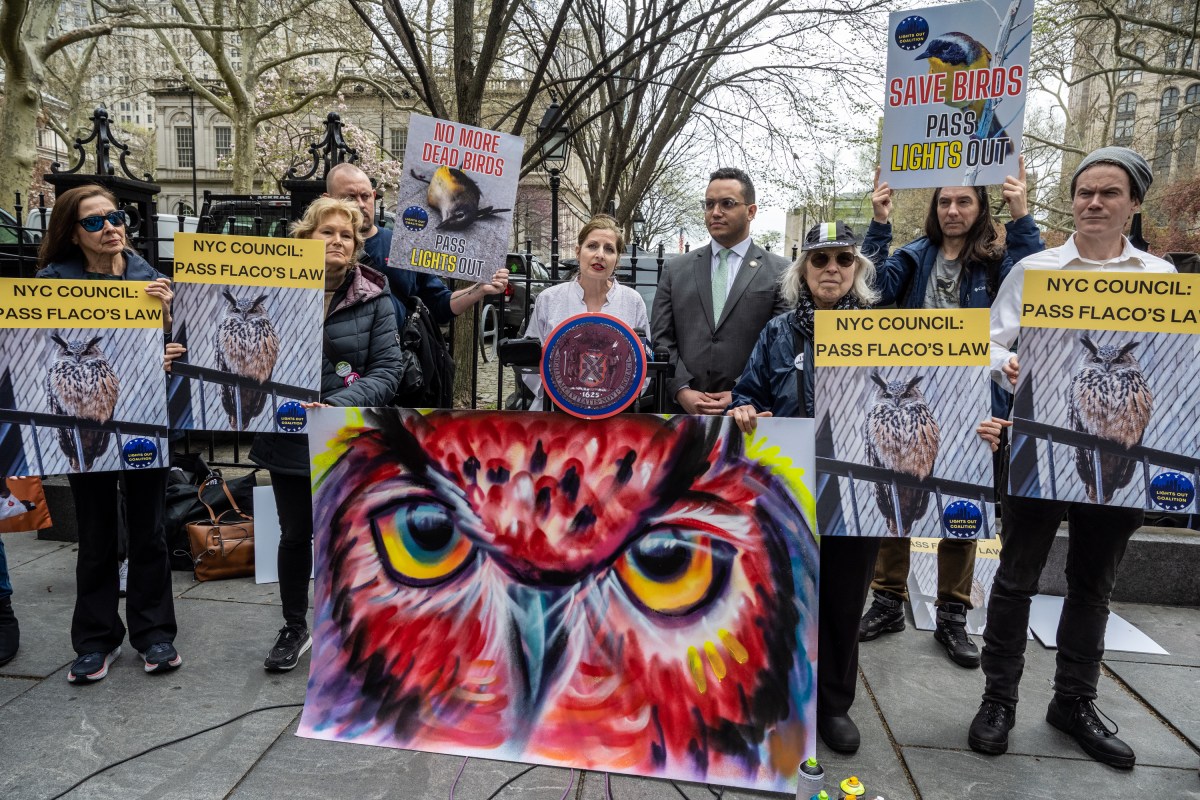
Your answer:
[37,184,183,683]
[249,197,403,672]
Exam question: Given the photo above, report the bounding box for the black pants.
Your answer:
[270,472,314,629]
[818,536,881,719]
[69,469,176,654]
[981,491,1141,706]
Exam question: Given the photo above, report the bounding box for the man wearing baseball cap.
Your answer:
[969,146,1174,768]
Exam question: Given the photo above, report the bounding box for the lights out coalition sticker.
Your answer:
[541,314,647,420]
[121,437,160,469]
[942,499,983,538]
[276,400,308,433]
[1149,471,1196,512]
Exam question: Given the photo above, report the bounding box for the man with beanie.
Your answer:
[968,146,1174,768]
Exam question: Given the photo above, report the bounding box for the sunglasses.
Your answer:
[77,211,126,232]
[702,198,747,212]
[809,250,856,269]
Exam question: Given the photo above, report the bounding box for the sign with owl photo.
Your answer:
[1008,270,1200,513]
[813,309,998,538]
[0,278,169,476]
[880,0,1033,189]
[169,233,323,433]
[300,407,820,793]
[388,113,523,285]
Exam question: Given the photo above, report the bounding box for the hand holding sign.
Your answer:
[1002,155,1029,220]
[872,167,894,224]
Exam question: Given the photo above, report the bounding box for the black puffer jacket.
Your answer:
[249,265,402,475]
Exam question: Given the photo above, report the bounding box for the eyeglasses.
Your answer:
[809,250,856,269]
[702,198,747,212]
[77,211,126,232]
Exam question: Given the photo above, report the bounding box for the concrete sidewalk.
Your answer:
[0,529,1196,800]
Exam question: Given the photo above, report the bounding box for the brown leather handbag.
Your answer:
[186,475,254,581]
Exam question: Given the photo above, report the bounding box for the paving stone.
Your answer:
[859,617,1196,769]
[177,573,281,605]
[0,530,72,568]
[1105,661,1200,747]
[0,676,36,707]
[901,747,1200,798]
[1106,602,1200,667]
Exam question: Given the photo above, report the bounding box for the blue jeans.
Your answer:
[0,537,11,600]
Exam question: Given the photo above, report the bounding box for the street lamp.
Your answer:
[632,209,646,247]
[537,101,570,280]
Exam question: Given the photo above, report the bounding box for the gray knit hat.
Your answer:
[1070,146,1152,202]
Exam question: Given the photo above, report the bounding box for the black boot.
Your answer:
[1046,694,1135,769]
[858,590,905,641]
[934,601,980,668]
[0,596,18,667]
[968,700,1016,755]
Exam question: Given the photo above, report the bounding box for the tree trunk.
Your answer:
[451,282,478,406]
[231,114,258,193]
[0,0,59,208]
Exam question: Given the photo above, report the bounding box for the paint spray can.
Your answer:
[808,792,831,800]
[838,775,866,798]
[796,755,825,798]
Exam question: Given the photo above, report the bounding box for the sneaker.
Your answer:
[118,559,129,598]
[264,625,311,672]
[934,602,980,668]
[858,591,905,641]
[969,700,1016,755]
[68,647,121,684]
[0,597,18,667]
[1046,694,1136,769]
[140,642,182,674]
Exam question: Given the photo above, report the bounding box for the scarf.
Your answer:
[792,284,868,339]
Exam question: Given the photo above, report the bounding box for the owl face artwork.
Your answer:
[300,408,818,792]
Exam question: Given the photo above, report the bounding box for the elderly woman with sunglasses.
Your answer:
[36,184,182,684]
[726,221,883,756]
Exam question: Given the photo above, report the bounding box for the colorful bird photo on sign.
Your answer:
[880,0,1033,189]
[1008,328,1199,513]
[300,408,818,793]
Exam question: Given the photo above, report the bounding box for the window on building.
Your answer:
[176,127,194,168]
[1166,39,1179,68]
[390,127,407,157]
[1119,43,1146,84]
[1113,93,1137,144]
[1170,3,1184,22]
[1153,89,1180,175]
[1180,84,1200,168]
[214,126,232,159]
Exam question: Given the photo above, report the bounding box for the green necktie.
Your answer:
[713,248,731,323]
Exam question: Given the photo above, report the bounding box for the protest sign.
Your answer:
[815,309,997,537]
[1009,270,1199,512]
[170,233,323,433]
[388,113,523,284]
[880,0,1033,189]
[301,408,818,793]
[0,278,168,475]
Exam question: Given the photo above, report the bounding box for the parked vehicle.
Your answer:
[200,193,292,238]
[502,253,551,336]
[24,207,198,260]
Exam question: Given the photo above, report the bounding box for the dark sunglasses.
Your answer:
[809,250,856,268]
[78,211,126,232]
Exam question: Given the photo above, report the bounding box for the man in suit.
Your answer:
[651,168,790,414]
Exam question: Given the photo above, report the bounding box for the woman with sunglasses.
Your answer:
[727,221,883,755]
[36,184,182,684]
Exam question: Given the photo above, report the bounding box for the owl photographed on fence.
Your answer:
[215,290,280,430]
[45,333,119,472]
[864,372,941,536]
[302,410,819,788]
[1067,334,1153,503]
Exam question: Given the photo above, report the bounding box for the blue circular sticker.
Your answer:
[276,400,308,433]
[541,314,647,420]
[895,15,929,50]
[121,437,159,469]
[942,500,983,538]
[1149,471,1195,511]
[402,205,429,232]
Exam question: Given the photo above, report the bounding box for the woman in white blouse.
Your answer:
[522,215,650,402]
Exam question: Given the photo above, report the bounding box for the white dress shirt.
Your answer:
[710,237,753,299]
[522,279,651,402]
[990,234,1176,390]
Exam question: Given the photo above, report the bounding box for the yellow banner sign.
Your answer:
[911,537,1001,559]
[1020,269,1199,333]
[813,309,990,366]
[0,278,164,328]
[173,233,325,289]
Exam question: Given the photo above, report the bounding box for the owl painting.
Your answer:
[864,372,941,536]
[299,410,819,792]
[1067,334,1153,503]
[45,333,120,472]
[214,290,280,430]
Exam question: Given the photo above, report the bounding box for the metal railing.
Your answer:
[0,408,168,476]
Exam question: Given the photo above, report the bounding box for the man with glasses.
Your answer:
[323,163,507,330]
[651,168,789,414]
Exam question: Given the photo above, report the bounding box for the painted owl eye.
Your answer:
[614,529,733,616]
[370,499,474,586]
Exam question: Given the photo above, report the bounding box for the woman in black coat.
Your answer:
[37,184,182,683]
[250,197,402,672]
